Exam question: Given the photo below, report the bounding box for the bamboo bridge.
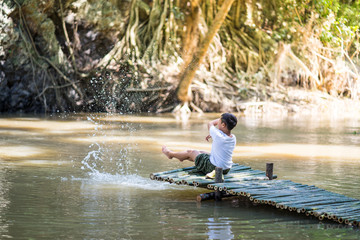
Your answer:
[150,163,360,227]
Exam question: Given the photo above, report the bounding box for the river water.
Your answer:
[0,113,359,239]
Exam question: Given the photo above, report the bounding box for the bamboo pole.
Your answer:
[162,171,204,179]
[309,202,360,216]
[246,184,320,194]
[224,172,267,178]
[308,209,359,220]
[227,180,306,189]
[249,192,328,203]
[249,193,296,202]
[243,186,320,198]
[150,166,197,179]
[224,174,276,180]
[277,200,356,212]
[279,196,356,208]
[331,207,360,216]
[194,180,216,187]
[225,170,265,177]
[251,188,323,197]
[333,211,360,219]
[254,188,339,200]
[280,199,358,213]
[227,165,252,171]
[151,163,243,180]
[326,207,360,217]
[221,180,296,191]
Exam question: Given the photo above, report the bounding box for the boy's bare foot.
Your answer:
[162,146,173,159]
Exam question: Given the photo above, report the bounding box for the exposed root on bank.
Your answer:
[171,101,205,122]
[172,102,191,114]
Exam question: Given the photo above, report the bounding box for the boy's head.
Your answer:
[221,113,237,131]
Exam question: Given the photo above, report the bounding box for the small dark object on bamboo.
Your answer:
[266,163,274,180]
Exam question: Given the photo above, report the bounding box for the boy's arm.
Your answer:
[206,118,220,141]
[205,134,212,142]
[207,118,220,131]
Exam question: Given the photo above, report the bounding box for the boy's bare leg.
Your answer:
[162,146,200,162]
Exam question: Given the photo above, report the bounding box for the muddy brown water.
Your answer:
[0,113,360,239]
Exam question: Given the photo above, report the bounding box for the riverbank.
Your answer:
[239,87,360,119]
[2,0,359,115]
[2,70,360,118]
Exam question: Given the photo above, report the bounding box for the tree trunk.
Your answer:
[176,0,235,103]
[181,0,201,71]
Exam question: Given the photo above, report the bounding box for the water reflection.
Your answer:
[0,164,10,238]
[0,146,53,160]
[0,118,96,134]
[206,217,234,240]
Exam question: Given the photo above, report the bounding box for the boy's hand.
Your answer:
[207,118,220,130]
[205,135,212,142]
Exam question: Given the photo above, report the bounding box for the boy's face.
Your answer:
[219,119,227,131]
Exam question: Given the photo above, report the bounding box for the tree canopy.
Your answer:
[0,0,359,113]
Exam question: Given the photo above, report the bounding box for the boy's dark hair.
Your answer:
[221,113,237,130]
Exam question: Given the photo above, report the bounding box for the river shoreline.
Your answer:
[2,88,360,121]
[240,87,360,119]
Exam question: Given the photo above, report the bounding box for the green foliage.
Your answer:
[317,0,359,51]
[314,0,340,17]
[264,0,305,42]
[265,0,359,52]
[171,6,184,21]
[338,0,360,26]
[0,1,17,58]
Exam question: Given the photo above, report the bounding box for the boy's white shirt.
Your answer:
[209,125,236,169]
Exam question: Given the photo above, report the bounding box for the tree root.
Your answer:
[13,0,83,110]
[172,101,204,115]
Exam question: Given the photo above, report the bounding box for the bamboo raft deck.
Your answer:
[150,163,360,227]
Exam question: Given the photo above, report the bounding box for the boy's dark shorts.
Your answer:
[194,153,230,175]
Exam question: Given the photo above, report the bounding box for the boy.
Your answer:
[162,113,237,177]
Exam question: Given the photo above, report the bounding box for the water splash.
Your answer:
[81,172,180,191]
[78,116,177,190]
[81,142,104,174]
[79,114,148,188]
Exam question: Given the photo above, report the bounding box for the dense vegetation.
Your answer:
[0,0,359,113]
